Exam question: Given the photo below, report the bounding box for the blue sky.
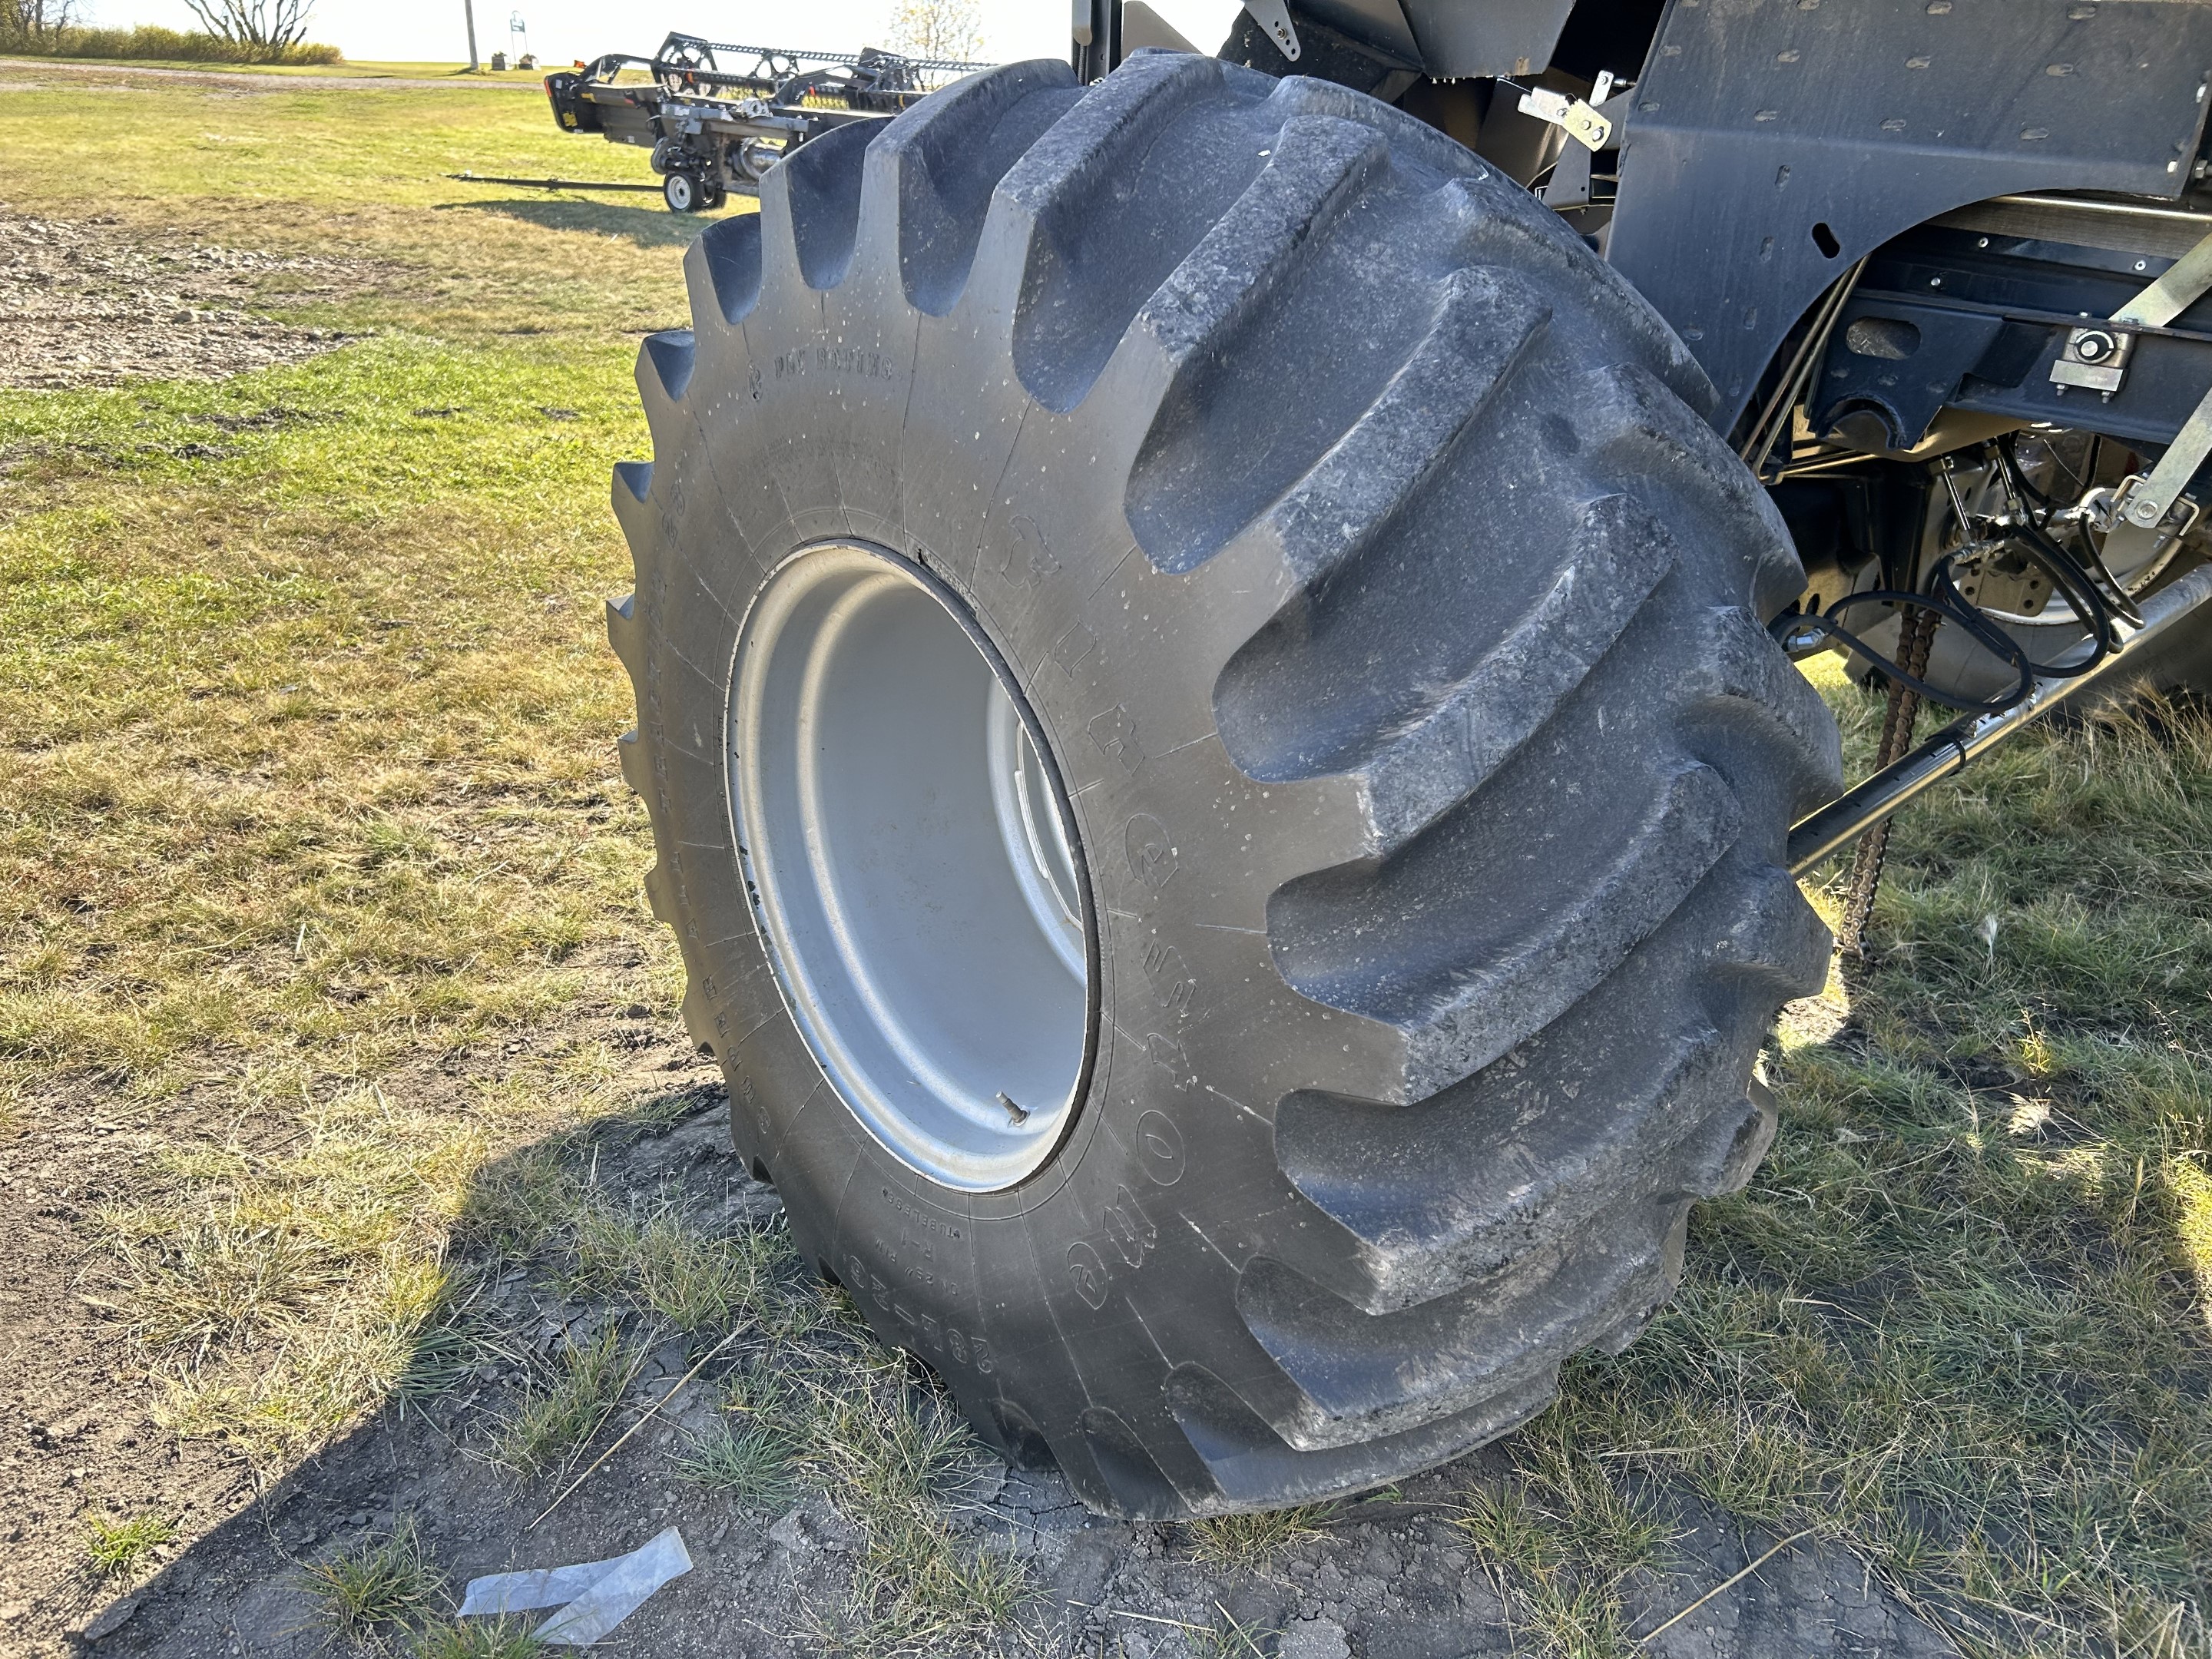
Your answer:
[77,0,1244,70]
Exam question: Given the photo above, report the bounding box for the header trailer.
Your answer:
[545,31,994,212]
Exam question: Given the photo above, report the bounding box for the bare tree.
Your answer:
[0,0,78,45]
[886,0,983,63]
[180,0,313,53]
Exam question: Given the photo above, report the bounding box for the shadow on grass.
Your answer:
[70,1076,1030,1656]
[69,1082,747,1654]
[444,196,744,250]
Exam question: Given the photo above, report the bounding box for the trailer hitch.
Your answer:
[1788,560,2212,877]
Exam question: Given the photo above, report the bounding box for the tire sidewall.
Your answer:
[638,359,1253,1485]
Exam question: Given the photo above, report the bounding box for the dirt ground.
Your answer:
[0,58,546,94]
[20,1084,1955,1659]
[0,211,376,388]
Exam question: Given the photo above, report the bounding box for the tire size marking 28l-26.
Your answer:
[845,1250,993,1374]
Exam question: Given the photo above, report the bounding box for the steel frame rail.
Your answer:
[1787,563,2212,876]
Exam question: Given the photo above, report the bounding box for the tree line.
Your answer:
[1,0,337,64]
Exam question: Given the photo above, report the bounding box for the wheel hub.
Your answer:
[726,544,1092,1191]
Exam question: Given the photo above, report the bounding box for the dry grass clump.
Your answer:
[1187,1505,1332,1569]
[671,1419,797,1508]
[1190,1603,1277,1659]
[408,1618,547,1658]
[489,1324,640,1478]
[572,1196,789,1331]
[800,1366,1032,1656]
[1453,1435,1677,1658]
[299,1518,548,1656]
[300,1517,445,1640]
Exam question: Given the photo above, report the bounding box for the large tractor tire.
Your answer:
[608,51,1842,1517]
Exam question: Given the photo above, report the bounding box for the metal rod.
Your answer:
[1988,193,2212,230]
[1739,257,1867,471]
[1786,561,2212,876]
[693,39,995,75]
[445,172,666,193]
[2114,223,2212,328]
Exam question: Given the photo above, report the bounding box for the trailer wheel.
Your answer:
[661,171,701,213]
[609,54,1842,1515]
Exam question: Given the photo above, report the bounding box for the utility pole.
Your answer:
[463,0,478,70]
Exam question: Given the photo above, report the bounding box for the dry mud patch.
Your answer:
[0,209,376,387]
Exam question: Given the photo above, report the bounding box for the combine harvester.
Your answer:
[542,32,994,212]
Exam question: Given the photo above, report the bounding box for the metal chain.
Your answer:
[1836,606,1937,958]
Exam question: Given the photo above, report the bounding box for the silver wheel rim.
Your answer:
[727,543,1092,1191]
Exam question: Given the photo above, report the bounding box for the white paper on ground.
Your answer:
[456,1525,691,1644]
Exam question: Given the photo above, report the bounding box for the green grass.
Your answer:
[0,58,730,342]
[0,71,709,1462]
[572,1196,790,1330]
[1492,661,2212,1657]
[1453,1457,1674,1658]
[297,1518,539,1654]
[1187,1505,1331,1568]
[84,1512,178,1583]
[409,1618,547,1658]
[673,1419,800,1508]
[802,1369,1031,1654]
[1192,1603,1276,1659]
